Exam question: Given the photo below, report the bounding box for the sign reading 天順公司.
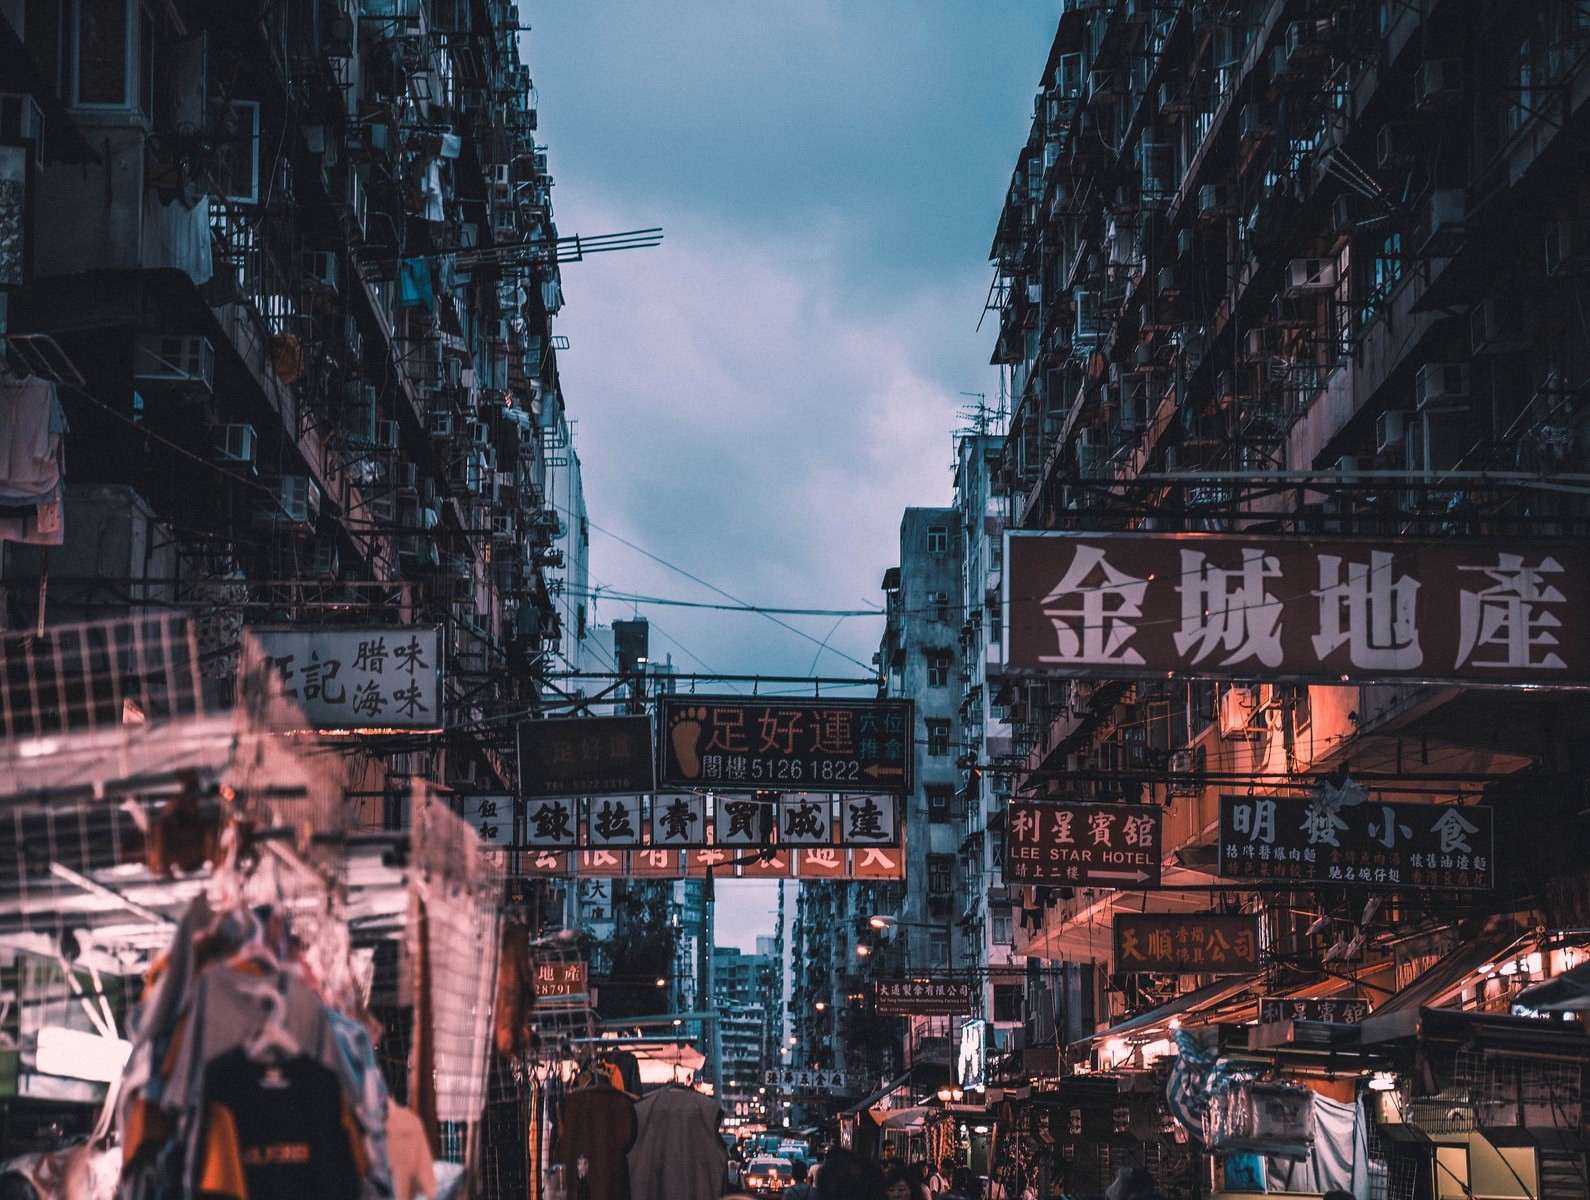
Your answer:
[518,715,656,799]
[1258,997,1372,1025]
[1219,788,1494,890]
[657,697,913,792]
[874,978,974,1016]
[1004,801,1162,887]
[1005,532,1590,686]
[1113,913,1261,975]
[254,627,441,729]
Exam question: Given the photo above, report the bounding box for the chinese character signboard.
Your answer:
[460,795,512,847]
[1219,791,1493,890]
[1005,801,1162,887]
[519,715,656,798]
[875,978,974,1016]
[255,627,442,729]
[1006,533,1590,686]
[1258,997,1372,1025]
[534,961,587,1001]
[765,1068,860,1094]
[1114,914,1261,974]
[657,697,913,792]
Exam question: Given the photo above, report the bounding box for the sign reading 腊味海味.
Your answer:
[657,697,913,792]
[1006,533,1590,685]
[1004,801,1163,887]
[1219,791,1494,890]
[1114,914,1261,974]
[254,627,442,729]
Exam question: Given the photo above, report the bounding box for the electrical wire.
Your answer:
[566,587,882,618]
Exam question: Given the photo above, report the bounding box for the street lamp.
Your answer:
[814,1000,827,1011]
[936,1085,964,1104]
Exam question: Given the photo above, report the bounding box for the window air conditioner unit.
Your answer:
[394,462,419,492]
[1414,59,1461,109]
[1334,455,1367,478]
[1243,327,1272,360]
[308,539,339,577]
[215,424,258,467]
[532,151,549,174]
[375,419,399,450]
[1375,410,1406,452]
[1415,362,1469,410]
[0,92,45,165]
[490,514,515,541]
[1217,685,1262,738]
[133,335,215,392]
[1286,257,1337,295]
[1330,195,1354,236]
[465,419,491,447]
[1238,103,1273,143]
[1197,184,1234,219]
[1157,265,1181,299]
[1376,124,1412,170]
[303,251,339,293]
[276,476,321,528]
[428,410,455,440]
[1544,221,1580,276]
[1470,297,1528,356]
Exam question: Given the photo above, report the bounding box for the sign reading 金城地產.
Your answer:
[1258,997,1372,1025]
[1004,801,1163,887]
[518,715,656,799]
[1114,914,1261,975]
[874,977,974,1016]
[534,961,587,1000]
[657,697,914,792]
[1005,532,1590,686]
[254,627,442,729]
[1219,789,1494,890]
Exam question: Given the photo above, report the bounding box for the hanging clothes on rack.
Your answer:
[556,1072,635,1200]
[625,1082,726,1200]
[0,368,67,546]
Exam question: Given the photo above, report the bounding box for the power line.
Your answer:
[570,587,882,618]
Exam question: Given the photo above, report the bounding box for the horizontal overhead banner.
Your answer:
[875,978,974,1016]
[1219,789,1493,890]
[1005,801,1162,887]
[657,697,914,792]
[519,715,656,798]
[1114,913,1260,975]
[1007,532,1590,685]
[512,842,906,880]
[254,626,442,729]
[1258,997,1372,1025]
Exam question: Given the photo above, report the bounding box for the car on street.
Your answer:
[744,1155,794,1195]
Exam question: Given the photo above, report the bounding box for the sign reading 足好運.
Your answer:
[1219,789,1494,890]
[518,715,656,798]
[253,627,441,729]
[1114,913,1261,974]
[1258,997,1372,1025]
[875,977,974,1016]
[1004,801,1163,887]
[1006,532,1590,686]
[657,697,913,792]
[534,960,587,1000]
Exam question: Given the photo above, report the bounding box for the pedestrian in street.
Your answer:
[929,1158,955,1196]
[816,1149,887,1200]
[886,1165,930,1200]
[786,1160,816,1200]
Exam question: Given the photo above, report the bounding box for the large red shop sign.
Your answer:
[1006,532,1590,686]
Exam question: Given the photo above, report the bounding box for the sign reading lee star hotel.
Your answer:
[1006,532,1590,686]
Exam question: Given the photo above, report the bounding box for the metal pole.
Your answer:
[704,885,723,1095]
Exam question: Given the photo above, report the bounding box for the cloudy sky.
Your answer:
[525,4,1059,947]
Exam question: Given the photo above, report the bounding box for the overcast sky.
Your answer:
[526,4,1059,948]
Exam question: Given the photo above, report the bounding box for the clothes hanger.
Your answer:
[243,986,300,1062]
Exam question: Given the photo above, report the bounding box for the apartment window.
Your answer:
[926,787,954,824]
[213,99,261,204]
[926,720,950,757]
[69,0,151,112]
[928,935,950,968]
[926,650,951,687]
[993,983,1023,1023]
[928,855,954,896]
[992,911,1014,945]
[928,590,950,621]
[927,525,948,554]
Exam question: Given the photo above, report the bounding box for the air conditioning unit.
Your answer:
[1157,265,1182,299]
[1238,103,1274,143]
[1283,19,1329,66]
[532,150,549,174]
[1415,362,1469,410]
[1375,410,1407,452]
[307,539,339,577]
[1470,297,1529,355]
[394,462,420,492]
[215,423,258,467]
[1217,686,1262,738]
[303,251,339,293]
[490,514,516,541]
[1157,79,1190,115]
[1334,454,1367,477]
[1242,327,1273,360]
[133,335,215,392]
[1376,124,1413,169]
[1414,59,1461,109]
[464,419,491,447]
[1329,195,1354,236]
[1286,257,1337,295]
[0,92,45,165]
[428,410,455,440]
[275,476,321,528]
[1544,221,1581,276]
[1197,184,1234,219]
[1087,68,1118,96]
[490,163,512,197]
[375,419,399,450]
[1417,190,1465,256]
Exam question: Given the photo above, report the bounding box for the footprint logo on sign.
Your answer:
[669,707,708,778]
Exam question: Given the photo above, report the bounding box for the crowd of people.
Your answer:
[722,1147,992,1200]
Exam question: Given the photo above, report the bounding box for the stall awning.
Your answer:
[1080,975,1254,1044]
[1370,924,1530,1020]
[843,1070,912,1115]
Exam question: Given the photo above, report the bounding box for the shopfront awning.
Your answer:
[1080,975,1255,1044]
[842,1070,913,1115]
[1365,923,1530,1026]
